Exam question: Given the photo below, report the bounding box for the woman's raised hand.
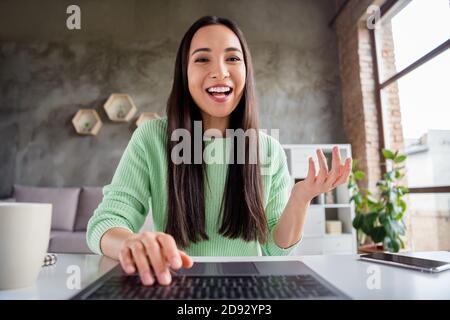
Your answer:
[118,231,193,286]
[293,146,352,203]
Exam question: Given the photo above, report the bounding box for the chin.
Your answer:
[202,107,235,119]
[198,98,239,119]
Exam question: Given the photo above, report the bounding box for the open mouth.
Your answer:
[205,86,233,98]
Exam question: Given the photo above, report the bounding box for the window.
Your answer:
[373,0,450,251]
[376,0,450,82]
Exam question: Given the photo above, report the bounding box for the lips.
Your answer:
[205,85,233,104]
[205,90,233,103]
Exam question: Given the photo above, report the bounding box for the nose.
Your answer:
[210,60,230,80]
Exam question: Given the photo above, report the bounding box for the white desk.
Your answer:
[1,252,449,300]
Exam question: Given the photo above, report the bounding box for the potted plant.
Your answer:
[348,149,409,253]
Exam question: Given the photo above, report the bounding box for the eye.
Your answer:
[194,57,209,63]
[228,56,241,62]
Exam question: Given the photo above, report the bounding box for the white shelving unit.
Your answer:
[282,144,357,255]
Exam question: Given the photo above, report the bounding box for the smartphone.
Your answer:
[359,252,450,273]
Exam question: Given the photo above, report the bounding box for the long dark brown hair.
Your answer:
[165,15,267,248]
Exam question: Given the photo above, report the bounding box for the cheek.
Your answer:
[187,67,203,96]
[233,66,246,94]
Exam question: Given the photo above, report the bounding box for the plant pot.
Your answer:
[357,244,385,254]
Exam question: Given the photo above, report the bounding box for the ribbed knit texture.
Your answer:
[86,117,301,256]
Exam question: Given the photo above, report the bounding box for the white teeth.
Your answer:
[207,86,231,93]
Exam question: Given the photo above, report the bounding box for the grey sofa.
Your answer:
[3,185,153,254]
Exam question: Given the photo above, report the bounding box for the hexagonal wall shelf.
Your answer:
[103,93,138,122]
[136,112,160,127]
[72,109,103,136]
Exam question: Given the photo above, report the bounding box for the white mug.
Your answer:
[0,202,52,290]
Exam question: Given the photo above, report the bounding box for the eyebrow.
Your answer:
[191,47,243,56]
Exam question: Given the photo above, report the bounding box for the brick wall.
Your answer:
[335,0,384,192]
[377,20,405,154]
[334,0,411,248]
[335,0,405,184]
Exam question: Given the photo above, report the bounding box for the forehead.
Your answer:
[189,25,242,54]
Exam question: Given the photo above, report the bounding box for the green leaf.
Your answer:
[370,226,386,243]
[383,217,394,238]
[352,214,364,230]
[399,238,405,249]
[383,216,405,238]
[378,212,387,225]
[376,180,386,187]
[399,186,409,194]
[384,171,395,181]
[391,202,403,218]
[370,201,384,212]
[386,202,394,217]
[392,219,405,235]
[382,149,396,160]
[362,212,378,235]
[390,189,398,201]
[352,159,360,171]
[394,211,404,221]
[394,155,407,163]
[350,194,363,206]
[384,237,400,253]
[396,199,407,215]
[354,171,365,180]
[366,195,378,204]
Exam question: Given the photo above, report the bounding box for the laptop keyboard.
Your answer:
[86,274,337,299]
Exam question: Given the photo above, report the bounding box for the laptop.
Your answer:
[72,261,349,300]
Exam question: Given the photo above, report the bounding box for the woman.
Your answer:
[87,16,352,286]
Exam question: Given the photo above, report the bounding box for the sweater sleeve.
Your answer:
[261,140,302,256]
[86,124,152,255]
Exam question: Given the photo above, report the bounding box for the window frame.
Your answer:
[370,0,450,193]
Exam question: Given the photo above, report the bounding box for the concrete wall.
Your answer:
[0,0,344,197]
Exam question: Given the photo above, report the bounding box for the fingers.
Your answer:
[179,250,194,268]
[141,232,171,286]
[156,233,182,270]
[325,146,342,187]
[120,231,192,286]
[331,146,342,172]
[332,157,352,188]
[129,241,154,286]
[316,149,328,183]
[305,157,316,183]
[312,147,352,192]
[118,246,135,274]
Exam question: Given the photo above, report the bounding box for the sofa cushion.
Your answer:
[74,187,103,231]
[0,197,16,202]
[49,231,92,253]
[13,185,81,231]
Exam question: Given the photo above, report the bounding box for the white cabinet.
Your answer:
[288,147,316,178]
[302,205,325,237]
[294,235,354,256]
[295,237,324,255]
[323,235,354,254]
[283,144,357,255]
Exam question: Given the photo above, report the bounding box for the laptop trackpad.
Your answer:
[174,262,259,276]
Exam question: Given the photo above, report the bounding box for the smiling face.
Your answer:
[187,25,246,131]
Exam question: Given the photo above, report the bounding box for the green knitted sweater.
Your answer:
[86,117,300,256]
